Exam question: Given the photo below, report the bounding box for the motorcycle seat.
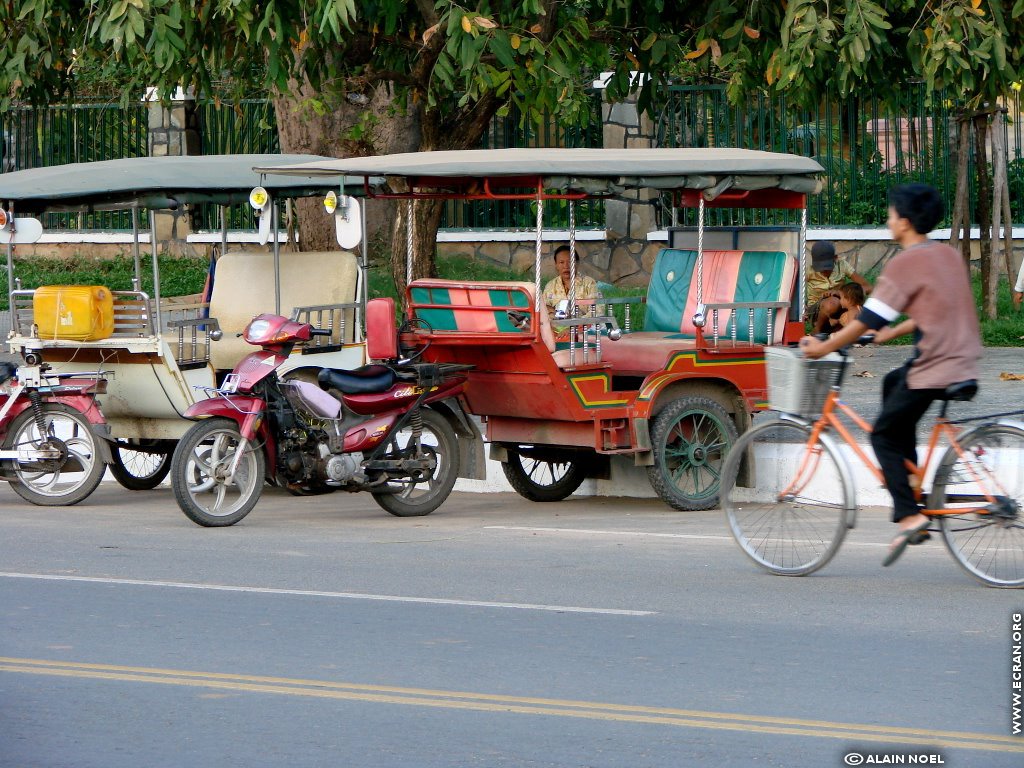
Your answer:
[318,364,397,395]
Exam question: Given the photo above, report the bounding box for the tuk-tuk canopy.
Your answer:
[254,147,824,198]
[0,154,363,214]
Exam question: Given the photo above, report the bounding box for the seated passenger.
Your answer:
[543,244,601,330]
[806,241,872,333]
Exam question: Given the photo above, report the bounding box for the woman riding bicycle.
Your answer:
[799,183,983,566]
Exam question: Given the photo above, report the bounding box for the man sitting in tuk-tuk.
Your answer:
[543,245,601,331]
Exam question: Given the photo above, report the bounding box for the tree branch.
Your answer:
[414,0,439,26]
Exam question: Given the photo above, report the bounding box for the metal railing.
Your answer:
[9,289,154,339]
[290,302,362,353]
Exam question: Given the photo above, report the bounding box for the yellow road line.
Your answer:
[1,658,1020,752]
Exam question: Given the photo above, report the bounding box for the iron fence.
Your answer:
[441,96,605,230]
[656,83,1024,229]
[0,102,148,229]
[5,87,1024,233]
[195,99,281,231]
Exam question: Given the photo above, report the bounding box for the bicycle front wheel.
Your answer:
[930,423,1024,588]
[722,417,853,576]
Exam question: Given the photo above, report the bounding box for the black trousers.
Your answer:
[869,364,944,523]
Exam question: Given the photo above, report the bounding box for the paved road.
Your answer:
[1,485,1021,767]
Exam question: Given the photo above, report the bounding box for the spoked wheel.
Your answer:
[372,408,458,517]
[171,418,265,527]
[930,423,1024,588]
[1,403,106,506]
[109,439,175,490]
[721,418,852,576]
[502,447,587,502]
[647,396,738,510]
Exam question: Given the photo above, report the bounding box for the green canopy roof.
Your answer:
[0,154,363,214]
[254,147,824,196]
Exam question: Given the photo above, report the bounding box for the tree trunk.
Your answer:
[271,81,419,253]
[990,110,1009,320]
[390,198,447,302]
[949,115,972,262]
[389,94,506,303]
[972,113,993,318]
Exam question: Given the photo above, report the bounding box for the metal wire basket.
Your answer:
[765,346,849,417]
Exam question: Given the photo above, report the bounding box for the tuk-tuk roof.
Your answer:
[254,148,824,196]
[0,154,364,214]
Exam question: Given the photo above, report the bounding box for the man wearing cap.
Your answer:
[805,241,872,332]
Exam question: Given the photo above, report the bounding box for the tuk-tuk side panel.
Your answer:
[487,416,596,450]
[633,348,769,421]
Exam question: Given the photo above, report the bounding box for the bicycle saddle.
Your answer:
[940,380,978,402]
[317,364,396,395]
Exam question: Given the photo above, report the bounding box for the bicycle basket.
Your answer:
[765,346,848,417]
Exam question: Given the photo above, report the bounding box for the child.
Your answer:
[836,281,865,328]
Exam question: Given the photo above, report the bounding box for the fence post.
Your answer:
[146,87,200,254]
[598,77,661,286]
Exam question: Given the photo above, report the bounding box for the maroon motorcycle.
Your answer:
[170,298,472,526]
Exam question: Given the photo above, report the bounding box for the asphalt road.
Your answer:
[1,484,1021,768]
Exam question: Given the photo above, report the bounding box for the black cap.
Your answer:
[811,241,836,270]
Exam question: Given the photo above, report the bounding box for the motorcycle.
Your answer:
[170,299,472,526]
[0,359,109,505]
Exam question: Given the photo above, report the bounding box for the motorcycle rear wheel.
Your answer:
[372,409,459,517]
[171,418,265,527]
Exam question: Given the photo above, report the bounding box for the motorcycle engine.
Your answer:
[319,445,364,486]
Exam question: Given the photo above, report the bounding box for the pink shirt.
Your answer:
[861,241,981,389]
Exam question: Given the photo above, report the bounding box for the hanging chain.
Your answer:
[534,193,544,313]
[406,199,414,286]
[696,196,705,308]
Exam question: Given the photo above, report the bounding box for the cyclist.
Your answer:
[799,183,982,566]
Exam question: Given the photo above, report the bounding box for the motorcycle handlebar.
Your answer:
[309,328,332,337]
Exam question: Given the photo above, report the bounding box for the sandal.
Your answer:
[883,519,932,567]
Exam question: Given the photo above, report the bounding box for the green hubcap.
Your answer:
[663,411,731,500]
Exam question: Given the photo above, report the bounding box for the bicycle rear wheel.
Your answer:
[722,417,853,576]
[930,423,1024,588]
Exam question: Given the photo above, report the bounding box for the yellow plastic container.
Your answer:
[33,286,115,341]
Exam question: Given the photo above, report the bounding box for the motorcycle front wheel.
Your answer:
[372,408,459,517]
[171,418,265,527]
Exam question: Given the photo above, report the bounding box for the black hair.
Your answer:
[838,281,864,305]
[888,183,944,234]
[553,245,579,261]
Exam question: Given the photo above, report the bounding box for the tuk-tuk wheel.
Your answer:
[109,439,175,491]
[502,448,587,502]
[647,396,738,511]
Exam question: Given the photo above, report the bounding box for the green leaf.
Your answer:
[640,32,656,51]
[491,32,516,70]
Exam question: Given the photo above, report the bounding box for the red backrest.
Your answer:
[366,298,398,360]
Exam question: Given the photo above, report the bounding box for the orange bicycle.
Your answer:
[720,345,1024,587]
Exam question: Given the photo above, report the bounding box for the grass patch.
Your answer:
[1,254,209,310]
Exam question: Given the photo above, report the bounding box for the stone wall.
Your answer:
[436,235,1024,288]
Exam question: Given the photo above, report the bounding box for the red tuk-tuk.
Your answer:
[258,148,823,510]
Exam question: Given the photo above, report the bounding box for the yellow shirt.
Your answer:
[543,274,600,311]
[805,257,855,306]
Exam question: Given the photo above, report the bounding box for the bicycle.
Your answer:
[720,343,1024,587]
